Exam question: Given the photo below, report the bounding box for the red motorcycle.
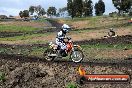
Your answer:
[44,37,84,63]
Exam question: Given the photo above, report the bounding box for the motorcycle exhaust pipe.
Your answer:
[48,54,57,57]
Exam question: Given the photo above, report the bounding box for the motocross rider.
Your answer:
[108,28,115,37]
[56,24,71,56]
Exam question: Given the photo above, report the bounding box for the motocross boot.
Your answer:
[58,49,67,57]
[58,49,63,58]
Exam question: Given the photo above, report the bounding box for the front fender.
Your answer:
[73,45,82,50]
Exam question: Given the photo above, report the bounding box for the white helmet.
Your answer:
[109,28,113,31]
[62,24,70,33]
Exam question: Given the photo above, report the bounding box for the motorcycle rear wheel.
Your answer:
[43,49,55,61]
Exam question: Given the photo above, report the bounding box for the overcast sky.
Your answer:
[0,0,117,16]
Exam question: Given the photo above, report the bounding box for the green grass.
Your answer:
[0,33,51,41]
[62,16,102,22]
[66,83,77,88]
[63,16,129,22]
[81,44,132,60]
[56,16,130,29]
[29,47,47,57]
[0,25,40,32]
[127,24,132,29]
[34,18,47,23]
[0,46,46,57]
[0,72,5,82]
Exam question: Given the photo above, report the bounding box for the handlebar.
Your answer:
[64,37,71,40]
[67,37,71,40]
[63,37,72,43]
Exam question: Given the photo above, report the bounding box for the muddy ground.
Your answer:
[0,35,131,48]
[0,19,132,88]
[75,35,132,45]
[0,54,132,88]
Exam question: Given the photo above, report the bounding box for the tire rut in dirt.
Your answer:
[0,53,132,66]
[0,35,131,48]
[0,32,24,38]
[46,19,63,28]
[0,43,48,48]
[74,35,132,45]
[0,54,132,88]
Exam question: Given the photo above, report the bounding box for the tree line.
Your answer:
[67,0,131,18]
[67,0,95,18]
[19,5,57,18]
[19,0,132,18]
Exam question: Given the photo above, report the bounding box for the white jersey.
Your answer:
[57,31,65,39]
[56,31,66,50]
[55,24,70,50]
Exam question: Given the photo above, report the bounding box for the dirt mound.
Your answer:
[0,56,132,88]
[46,19,63,28]
[75,35,132,45]
[0,59,77,88]
[3,64,54,88]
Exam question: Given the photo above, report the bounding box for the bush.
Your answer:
[109,12,118,17]
[0,15,7,19]
[129,12,132,16]
[66,83,77,88]
[0,72,5,81]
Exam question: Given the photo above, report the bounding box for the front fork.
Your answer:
[72,45,82,57]
[71,47,78,57]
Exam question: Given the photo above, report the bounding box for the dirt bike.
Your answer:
[43,37,84,63]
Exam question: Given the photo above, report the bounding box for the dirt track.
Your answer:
[0,53,132,88]
[0,35,132,88]
[0,35,131,48]
[0,19,59,38]
[0,20,132,88]
[75,35,132,45]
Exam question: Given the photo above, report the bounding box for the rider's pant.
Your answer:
[55,38,66,50]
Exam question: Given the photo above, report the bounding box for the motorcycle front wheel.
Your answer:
[70,50,84,63]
